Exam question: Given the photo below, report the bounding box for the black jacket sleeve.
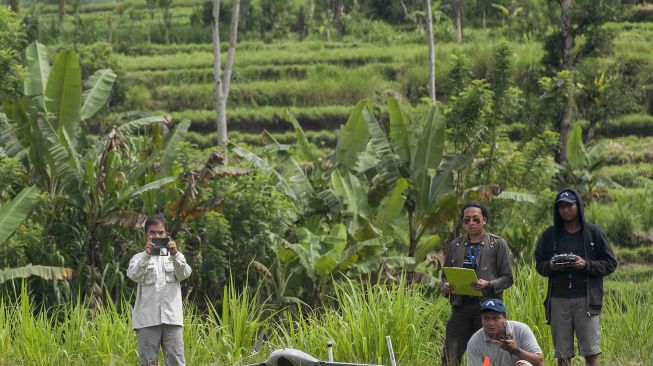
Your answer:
[534,228,554,277]
[585,226,617,277]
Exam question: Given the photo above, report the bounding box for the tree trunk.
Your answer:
[148,11,154,43]
[425,0,436,104]
[408,211,417,257]
[454,0,464,43]
[58,0,65,30]
[164,6,171,44]
[400,0,418,26]
[307,0,315,31]
[324,0,333,41]
[557,0,575,163]
[108,15,113,44]
[647,88,653,115]
[212,0,240,146]
[334,0,344,37]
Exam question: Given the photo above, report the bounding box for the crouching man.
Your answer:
[127,215,192,366]
[467,299,544,366]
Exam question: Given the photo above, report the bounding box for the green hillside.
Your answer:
[2,1,653,364]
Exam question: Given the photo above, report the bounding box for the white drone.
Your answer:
[244,336,397,366]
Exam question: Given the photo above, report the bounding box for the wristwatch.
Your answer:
[509,347,522,356]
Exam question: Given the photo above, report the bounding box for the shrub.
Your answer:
[610,264,653,281]
[625,4,653,22]
[124,85,152,110]
[584,200,637,247]
[597,114,653,137]
[150,68,387,111]
[598,163,653,187]
[0,154,26,201]
[0,6,25,102]
[613,245,653,264]
[599,136,653,164]
[184,173,297,302]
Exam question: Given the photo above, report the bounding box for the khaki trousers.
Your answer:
[137,324,186,366]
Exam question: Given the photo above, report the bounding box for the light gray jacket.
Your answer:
[127,251,192,329]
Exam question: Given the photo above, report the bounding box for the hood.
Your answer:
[553,188,585,232]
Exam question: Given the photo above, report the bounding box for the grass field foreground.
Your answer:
[0,267,651,365]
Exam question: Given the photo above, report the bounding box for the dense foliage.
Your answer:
[1,0,653,363]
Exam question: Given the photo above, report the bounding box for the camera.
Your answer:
[551,253,577,265]
[151,237,170,256]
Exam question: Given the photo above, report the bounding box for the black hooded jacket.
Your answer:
[534,189,617,322]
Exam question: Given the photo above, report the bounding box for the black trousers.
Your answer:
[441,300,482,366]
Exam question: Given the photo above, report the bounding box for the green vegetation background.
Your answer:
[1,0,653,364]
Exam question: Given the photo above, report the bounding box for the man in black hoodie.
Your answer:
[534,189,617,366]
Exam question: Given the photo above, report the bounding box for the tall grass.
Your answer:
[599,136,653,165]
[150,68,388,110]
[272,279,448,365]
[603,290,653,364]
[1,268,651,365]
[117,45,413,72]
[167,105,352,131]
[186,130,339,150]
[124,63,398,88]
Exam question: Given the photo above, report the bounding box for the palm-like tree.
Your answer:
[1,42,188,280]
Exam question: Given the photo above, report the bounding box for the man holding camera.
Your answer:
[127,215,192,366]
[466,299,544,366]
[535,189,617,366]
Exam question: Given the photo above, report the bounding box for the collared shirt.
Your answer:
[467,320,542,366]
[127,251,192,329]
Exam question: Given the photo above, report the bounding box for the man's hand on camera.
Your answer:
[569,255,586,270]
[499,334,519,355]
[548,260,567,271]
[167,239,178,256]
[145,239,153,255]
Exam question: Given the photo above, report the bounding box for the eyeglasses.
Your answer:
[463,217,482,225]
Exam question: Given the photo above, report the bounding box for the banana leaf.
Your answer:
[45,50,82,135]
[0,186,40,245]
[0,265,73,284]
[375,178,409,231]
[116,116,168,135]
[411,105,445,216]
[362,105,401,188]
[336,100,369,170]
[566,123,586,171]
[24,41,50,97]
[80,69,117,120]
[286,110,317,165]
[388,98,415,165]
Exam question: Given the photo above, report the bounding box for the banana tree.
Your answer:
[333,99,473,259]
[556,122,621,200]
[0,186,73,284]
[237,99,473,260]
[233,100,473,298]
[233,125,410,302]
[0,42,187,270]
[272,223,411,306]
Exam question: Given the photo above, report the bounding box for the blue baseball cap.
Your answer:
[556,190,577,204]
[480,299,507,314]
